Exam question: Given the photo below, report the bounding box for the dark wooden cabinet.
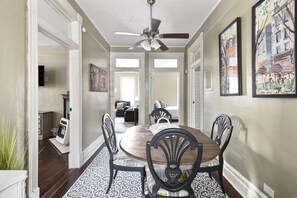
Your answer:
[38,111,53,140]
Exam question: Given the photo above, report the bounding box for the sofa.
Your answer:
[115,100,130,117]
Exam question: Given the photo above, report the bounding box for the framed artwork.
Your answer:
[90,64,108,92]
[219,17,242,96]
[252,0,296,97]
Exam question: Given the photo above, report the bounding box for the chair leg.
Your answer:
[218,166,225,194]
[140,169,146,196]
[113,169,118,179]
[106,167,114,194]
[208,172,213,180]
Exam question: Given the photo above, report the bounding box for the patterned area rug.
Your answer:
[63,148,227,198]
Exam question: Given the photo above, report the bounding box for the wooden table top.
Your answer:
[120,125,220,165]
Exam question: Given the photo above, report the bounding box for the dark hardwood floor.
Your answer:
[39,139,242,198]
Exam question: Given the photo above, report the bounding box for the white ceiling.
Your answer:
[75,0,221,48]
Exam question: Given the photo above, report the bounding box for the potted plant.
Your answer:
[0,119,27,197]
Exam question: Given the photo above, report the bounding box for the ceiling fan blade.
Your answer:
[128,39,145,50]
[114,32,142,37]
[156,39,169,51]
[151,18,161,32]
[160,33,189,39]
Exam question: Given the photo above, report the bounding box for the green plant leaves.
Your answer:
[0,119,26,170]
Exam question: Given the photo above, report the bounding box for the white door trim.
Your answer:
[187,32,204,130]
[27,0,83,196]
[27,0,39,196]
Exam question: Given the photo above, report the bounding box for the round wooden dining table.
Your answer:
[119,125,220,165]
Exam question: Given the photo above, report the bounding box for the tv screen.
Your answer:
[38,65,45,86]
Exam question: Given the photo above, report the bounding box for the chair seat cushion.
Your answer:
[113,150,145,167]
[146,168,190,197]
[200,158,220,167]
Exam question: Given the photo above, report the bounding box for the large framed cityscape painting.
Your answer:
[252,0,296,97]
[219,17,242,96]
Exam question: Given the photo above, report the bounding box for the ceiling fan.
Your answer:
[114,0,189,51]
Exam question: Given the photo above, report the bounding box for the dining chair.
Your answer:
[146,128,203,197]
[149,108,172,125]
[101,113,146,196]
[198,113,233,194]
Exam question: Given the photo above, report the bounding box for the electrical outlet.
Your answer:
[263,183,275,198]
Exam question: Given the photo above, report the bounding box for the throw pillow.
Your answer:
[117,102,124,109]
[159,100,167,108]
[154,100,161,109]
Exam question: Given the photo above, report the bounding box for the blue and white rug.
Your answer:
[63,148,227,198]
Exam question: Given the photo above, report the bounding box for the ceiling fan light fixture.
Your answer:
[151,39,161,50]
[141,40,151,51]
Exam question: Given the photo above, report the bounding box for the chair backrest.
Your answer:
[149,108,172,125]
[101,113,118,159]
[146,128,203,197]
[211,114,233,156]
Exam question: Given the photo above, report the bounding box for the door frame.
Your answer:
[27,0,83,196]
[187,32,204,130]
[148,52,185,125]
[110,52,146,125]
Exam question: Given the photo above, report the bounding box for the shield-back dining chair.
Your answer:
[146,128,203,197]
[198,113,233,194]
[101,113,146,196]
[149,108,172,125]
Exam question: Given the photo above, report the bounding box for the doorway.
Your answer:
[149,53,184,124]
[28,0,83,196]
[188,32,204,130]
[110,52,145,126]
[38,32,70,196]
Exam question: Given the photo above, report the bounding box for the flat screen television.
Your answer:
[38,65,45,86]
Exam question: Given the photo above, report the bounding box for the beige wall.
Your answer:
[68,1,110,150]
[38,46,69,127]
[0,0,26,142]
[152,75,178,106]
[187,0,297,197]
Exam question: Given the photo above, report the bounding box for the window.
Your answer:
[116,58,140,68]
[284,11,289,22]
[284,28,289,39]
[276,45,282,54]
[275,31,281,42]
[285,41,290,51]
[154,59,178,68]
[120,76,136,106]
[275,15,281,26]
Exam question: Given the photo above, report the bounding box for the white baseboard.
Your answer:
[82,135,105,164]
[224,162,268,198]
[29,187,39,198]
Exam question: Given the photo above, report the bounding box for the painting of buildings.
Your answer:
[253,0,295,96]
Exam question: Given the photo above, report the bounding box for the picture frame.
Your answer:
[219,17,242,96]
[252,0,296,97]
[90,64,108,92]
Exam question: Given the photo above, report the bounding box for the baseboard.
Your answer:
[224,162,268,198]
[29,187,40,198]
[82,135,105,164]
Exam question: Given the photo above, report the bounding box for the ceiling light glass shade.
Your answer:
[151,39,161,50]
[141,40,151,51]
